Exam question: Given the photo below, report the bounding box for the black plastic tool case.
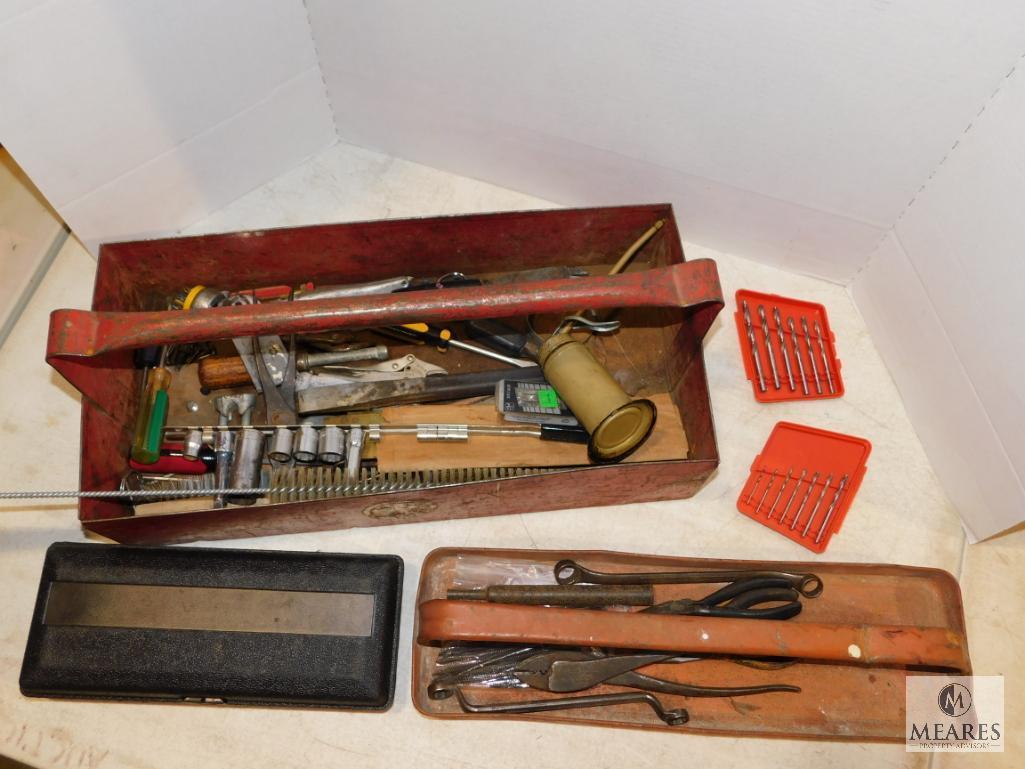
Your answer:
[20,543,403,709]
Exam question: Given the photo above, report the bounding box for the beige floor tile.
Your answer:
[934,527,1025,767]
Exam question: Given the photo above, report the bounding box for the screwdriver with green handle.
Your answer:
[130,345,172,464]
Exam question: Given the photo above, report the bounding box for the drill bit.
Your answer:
[742,300,767,393]
[789,471,820,531]
[778,468,807,524]
[787,318,809,395]
[754,470,776,515]
[814,474,849,544]
[774,307,795,391]
[800,317,822,395]
[801,474,833,537]
[744,472,765,504]
[766,468,793,519]
[757,305,781,389]
[813,320,835,394]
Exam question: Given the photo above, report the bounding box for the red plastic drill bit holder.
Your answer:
[737,421,871,553]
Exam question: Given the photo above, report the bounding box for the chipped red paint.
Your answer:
[45,204,725,542]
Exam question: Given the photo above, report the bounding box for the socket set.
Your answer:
[733,289,843,402]
[737,421,871,553]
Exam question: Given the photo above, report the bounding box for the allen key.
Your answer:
[815,474,849,544]
[766,468,793,519]
[773,307,795,391]
[801,473,833,537]
[789,471,820,531]
[778,468,807,524]
[800,317,822,395]
[757,305,781,389]
[787,318,809,395]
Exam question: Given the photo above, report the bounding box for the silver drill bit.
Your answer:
[814,474,849,544]
[766,468,793,519]
[742,300,767,393]
[754,471,777,514]
[774,307,795,391]
[813,320,835,394]
[744,472,765,504]
[757,305,781,390]
[787,318,809,395]
[800,317,822,395]
[789,471,820,531]
[801,474,833,537]
[778,468,807,524]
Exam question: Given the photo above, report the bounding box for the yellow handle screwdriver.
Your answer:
[389,323,534,367]
[130,346,172,464]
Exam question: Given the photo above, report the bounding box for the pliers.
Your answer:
[511,649,800,697]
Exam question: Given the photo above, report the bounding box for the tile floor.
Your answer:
[0,141,1017,768]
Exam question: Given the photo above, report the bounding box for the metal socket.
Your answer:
[268,427,294,463]
[182,429,205,461]
[317,425,345,464]
[292,424,319,463]
[227,428,265,506]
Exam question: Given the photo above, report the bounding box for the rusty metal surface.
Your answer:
[48,261,719,358]
[411,548,972,740]
[47,205,725,541]
[418,600,967,669]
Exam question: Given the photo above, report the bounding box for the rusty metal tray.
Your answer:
[412,547,970,741]
[46,205,723,543]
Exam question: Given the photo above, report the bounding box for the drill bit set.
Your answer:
[736,421,871,552]
[735,290,843,402]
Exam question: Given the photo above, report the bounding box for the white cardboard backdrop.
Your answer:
[0,0,336,250]
[0,0,1022,537]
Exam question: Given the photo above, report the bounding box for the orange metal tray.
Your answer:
[412,548,970,741]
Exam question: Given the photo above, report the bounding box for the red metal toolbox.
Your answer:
[46,204,724,543]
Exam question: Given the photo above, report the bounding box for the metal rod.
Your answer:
[452,688,689,726]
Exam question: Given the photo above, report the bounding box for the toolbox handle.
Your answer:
[49,261,720,357]
[46,260,722,413]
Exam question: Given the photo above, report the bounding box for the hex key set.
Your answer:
[735,289,843,402]
[737,422,871,553]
